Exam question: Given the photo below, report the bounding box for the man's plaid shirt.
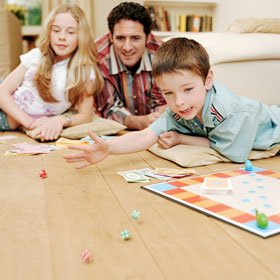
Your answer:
[94,33,166,124]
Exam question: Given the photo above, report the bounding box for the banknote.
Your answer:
[152,168,196,178]
[135,168,170,181]
[117,170,150,183]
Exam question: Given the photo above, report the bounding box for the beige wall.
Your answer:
[92,0,280,36]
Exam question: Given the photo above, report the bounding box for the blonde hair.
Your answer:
[34,4,104,106]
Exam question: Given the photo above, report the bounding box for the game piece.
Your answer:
[142,167,280,238]
[81,249,92,264]
[201,177,233,194]
[245,160,253,171]
[39,169,47,179]
[255,209,268,229]
[131,210,141,220]
[120,230,131,240]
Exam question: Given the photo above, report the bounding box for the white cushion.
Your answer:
[163,32,280,65]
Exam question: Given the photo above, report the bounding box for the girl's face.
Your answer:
[50,12,78,62]
[156,70,213,123]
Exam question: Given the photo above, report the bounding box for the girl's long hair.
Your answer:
[34,4,104,106]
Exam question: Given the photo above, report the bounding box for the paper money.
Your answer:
[9,143,57,155]
[117,170,150,183]
[135,168,170,181]
[152,168,196,178]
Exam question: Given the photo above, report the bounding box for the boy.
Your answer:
[64,37,280,168]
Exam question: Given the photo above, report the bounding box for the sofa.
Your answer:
[163,31,280,105]
[0,9,22,80]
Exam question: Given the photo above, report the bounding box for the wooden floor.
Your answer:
[1,131,280,280]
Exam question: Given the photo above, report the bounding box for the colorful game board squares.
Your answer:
[180,177,204,185]
[218,208,245,219]
[266,173,280,179]
[164,187,186,195]
[245,220,280,233]
[172,191,197,200]
[231,213,255,223]
[193,199,218,208]
[183,195,206,203]
[150,183,176,192]
[169,181,187,187]
[269,214,280,224]
[257,170,275,176]
[210,172,232,178]
[206,203,230,212]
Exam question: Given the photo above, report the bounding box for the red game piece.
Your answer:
[39,169,47,179]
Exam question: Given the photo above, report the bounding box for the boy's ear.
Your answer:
[205,69,214,90]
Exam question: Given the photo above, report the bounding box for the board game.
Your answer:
[142,166,280,237]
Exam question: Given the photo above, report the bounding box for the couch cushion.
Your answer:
[148,143,280,167]
[24,115,126,140]
[227,18,280,34]
[163,32,280,65]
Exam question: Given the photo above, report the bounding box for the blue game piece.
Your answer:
[131,209,141,220]
[120,230,130,240]
[245,160,253,171]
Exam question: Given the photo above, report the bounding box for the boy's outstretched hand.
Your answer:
[64,131,109,169]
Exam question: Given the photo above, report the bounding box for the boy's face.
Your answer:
[156,70,213,123]
[110,19,148,69]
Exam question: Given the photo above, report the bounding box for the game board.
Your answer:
[142,167,280,238]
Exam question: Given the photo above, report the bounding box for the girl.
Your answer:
[64,37,280,168]
[0,4,103,141]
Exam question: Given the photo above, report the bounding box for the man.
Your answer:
[94,2,166,130]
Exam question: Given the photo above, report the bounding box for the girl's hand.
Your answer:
[157,131,182,149]
[64,131,110,169]
[35,115,65,141]
[29,116,48,130]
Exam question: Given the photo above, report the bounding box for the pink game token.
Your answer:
[81,249,91,264]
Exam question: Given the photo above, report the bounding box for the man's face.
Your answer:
[110,19,148,69]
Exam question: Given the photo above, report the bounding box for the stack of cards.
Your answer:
[201,177,233,194]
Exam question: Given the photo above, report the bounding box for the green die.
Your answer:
[120,230,131,240]
[131,209,141,220]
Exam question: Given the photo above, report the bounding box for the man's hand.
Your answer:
[124,112,161,130]
[157,131,182,149]
[64,131,110,169]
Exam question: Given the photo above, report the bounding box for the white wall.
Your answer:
[215,0,280,31]
[93,0,142,38]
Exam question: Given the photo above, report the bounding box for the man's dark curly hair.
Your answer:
[107,2,152,35]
